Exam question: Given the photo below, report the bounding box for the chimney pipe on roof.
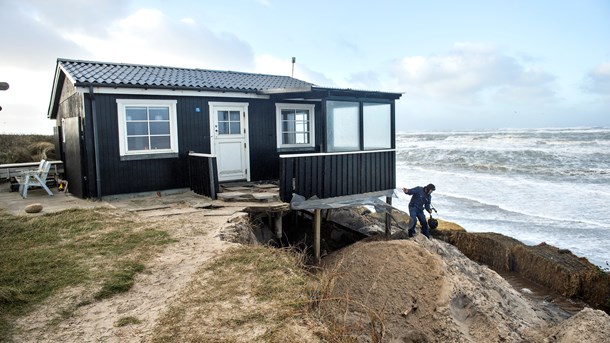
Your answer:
[291,57,296,78]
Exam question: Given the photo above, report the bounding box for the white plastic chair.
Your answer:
[15,160,54,198]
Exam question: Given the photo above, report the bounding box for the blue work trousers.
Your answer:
[408,206,430,238]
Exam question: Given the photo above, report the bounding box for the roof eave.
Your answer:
[73,82,261,94]
[47,63,66,120]
[311,86,403,100]
[259,86,313,94]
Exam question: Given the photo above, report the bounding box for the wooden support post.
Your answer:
[274,211,283,239]
[313,209,321,263]
[385,196,392,237]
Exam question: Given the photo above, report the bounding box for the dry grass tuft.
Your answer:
[151,244,325,342]
[306,256,388,343]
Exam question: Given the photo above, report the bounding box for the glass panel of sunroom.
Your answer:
[363,103,391,149]
[326,101,359,152]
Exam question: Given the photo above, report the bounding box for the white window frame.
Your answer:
[275,103,315,149]
[116,99,178,157]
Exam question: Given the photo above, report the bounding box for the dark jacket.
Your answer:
[407,186,432,212]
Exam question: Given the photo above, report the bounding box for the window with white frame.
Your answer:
[275,103,315,149]
[116,99,178,157]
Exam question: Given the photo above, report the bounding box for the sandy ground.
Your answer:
[320,234,610,342]
[10,193,256,343]
[6,189,610,342]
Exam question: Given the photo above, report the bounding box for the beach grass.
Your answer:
[150,245,317,342]
[0,208,173,341]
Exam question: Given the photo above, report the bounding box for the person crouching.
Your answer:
[402,184,436,238]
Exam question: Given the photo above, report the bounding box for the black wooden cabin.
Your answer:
[47,59,402,201]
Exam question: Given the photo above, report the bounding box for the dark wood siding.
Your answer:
[188,154,218,199]
[247,99,277,180]
[88,94,212,197]
[279,150,396,202]
[88,94,288,197]
[251,101,322,181]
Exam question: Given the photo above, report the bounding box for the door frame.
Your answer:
[208,102,250,182]
[61,117,86,198]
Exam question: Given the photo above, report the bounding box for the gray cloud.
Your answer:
[59,8,255,71]
[13,0,132,33]
[390,43,558,106]
[0,1,87,69]
[0,1,256,72]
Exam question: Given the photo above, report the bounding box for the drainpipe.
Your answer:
[88,86,102,199]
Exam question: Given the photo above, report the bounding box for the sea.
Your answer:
[392,127,610,269]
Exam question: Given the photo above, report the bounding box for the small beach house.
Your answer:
[47,58,402,200]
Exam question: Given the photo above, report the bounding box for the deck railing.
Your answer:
[279,149,396,202]
[188,152,219,199]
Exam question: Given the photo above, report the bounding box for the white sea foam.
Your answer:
[394,127,610,267]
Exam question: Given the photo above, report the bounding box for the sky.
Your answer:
[0,0,609,134]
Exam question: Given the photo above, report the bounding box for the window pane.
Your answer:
[229,111,240,121]
[218,122,229,134]
[150,122,170,135]
[283,133,295,144]
[282,110,295,121]
[282,120,295,132]
[295,122,308,132]
[295,110,308,121]
[127,122,149,135]
[150,136,171,149]
[296,133,309,144]
[126,107,147,121]
[218,111,229,121]
[149,107,169,120]
[326,101,359,151]
[128,136,149,151]
[363,103,391,149]
[229,122,240,134]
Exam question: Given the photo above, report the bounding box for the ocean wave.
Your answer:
[397,128,610,149]
[396,146,610,182]
[435,193,610,229]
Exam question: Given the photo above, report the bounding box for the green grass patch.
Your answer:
[0,208,173,341]
[94,260,145,300]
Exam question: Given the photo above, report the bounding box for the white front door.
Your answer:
[209,102,250,182]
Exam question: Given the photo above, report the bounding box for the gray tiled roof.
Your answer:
[58,58,313,92]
